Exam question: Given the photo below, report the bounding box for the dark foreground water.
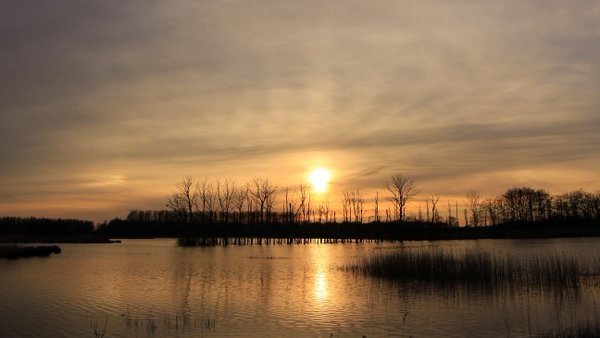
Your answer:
[0,238,599,337]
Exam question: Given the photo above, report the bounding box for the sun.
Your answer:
[308,168,331,193]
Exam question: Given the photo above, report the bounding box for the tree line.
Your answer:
[463,187,600,227]
[135,174,600,228]
[0,217,94,236]
[161,174,421,226]
[3,174,597,239]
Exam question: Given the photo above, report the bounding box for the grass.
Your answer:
[90,319,108,338]
[541,323,600,338]
[348,248,593,290]
[123,307,215,335]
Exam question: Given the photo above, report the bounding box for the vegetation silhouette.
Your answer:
[541,324,600,338]
[2,174,599,243]
[96,175,600,243]
[0,216,115,243]
[0,245,61,259]
[0,217,94,236]
[347,249,588,291]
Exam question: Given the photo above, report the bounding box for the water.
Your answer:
[0,238,599,337]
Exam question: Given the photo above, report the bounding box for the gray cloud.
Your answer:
[1,0,600,220]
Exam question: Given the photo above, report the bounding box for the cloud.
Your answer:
[1,0,600,220]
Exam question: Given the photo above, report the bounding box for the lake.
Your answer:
[1,238,599,337]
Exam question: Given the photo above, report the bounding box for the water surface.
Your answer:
[0,238,598,337]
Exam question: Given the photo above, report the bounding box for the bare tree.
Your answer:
[342,190,352,222]
[466,190,481,227]
[246,185,255,224]
[167,176,197,224]
[232,185,248,224]
[317,200,331,223]
[430,194,440,223]
[217,179,236,223]
[374,191,380,222]
[196,178,216,223]
[296,184,310,223]
[166,192,188,223]
[386,174,418,222]
[250,177,278,224]
[447,200,452,227]
[283,186,298,224]
[456,201,459,226]
[322,200,331,222]
[343,189,364,223]
[351,189,364,223]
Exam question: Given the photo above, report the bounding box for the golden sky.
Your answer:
[1,1,599,222]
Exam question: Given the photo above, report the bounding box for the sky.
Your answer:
[1,0,599,222]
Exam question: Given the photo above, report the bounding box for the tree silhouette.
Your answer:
[217,179,236,223]
[386,174,418,222]
[430,194,440,223]
[296,184,311,223]
[466,190,481,227]
[250,177,278,224]
[167,176,197,224]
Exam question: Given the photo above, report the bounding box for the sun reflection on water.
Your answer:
[311,245,332,305]
[314,268,329,302]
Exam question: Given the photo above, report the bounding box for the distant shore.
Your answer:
[0,234,118,244]
[105,222,600,243]
[0,245,61,259]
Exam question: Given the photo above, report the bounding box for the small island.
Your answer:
[0,244,61,259]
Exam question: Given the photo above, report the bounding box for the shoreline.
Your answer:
[117,224,600,243]
[1,224,598,244]
[0,234,119,244]
[0,245,61,259]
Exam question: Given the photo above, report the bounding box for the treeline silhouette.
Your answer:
[95,175,600,240]
[464,187,600,227]
[2,175,598,241]
[97,210,452,239]
[0,217,94,236]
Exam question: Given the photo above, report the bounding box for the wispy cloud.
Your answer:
[1,0,599,220]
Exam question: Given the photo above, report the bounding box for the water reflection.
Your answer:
[314,269,329,303]
[0,238,598,337]
[311,245,331,304]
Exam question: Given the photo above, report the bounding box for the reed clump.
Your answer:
[123,307,215,335]
[541,323,600,338]
[90,318,108,338]
[349,249,587,290]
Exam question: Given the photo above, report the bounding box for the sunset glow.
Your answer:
[308,168,331,193]
[0,1,598,223]
[2,2,600,337]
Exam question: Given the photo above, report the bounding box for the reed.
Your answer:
[123,307,215,335]
[541,323,600,338]
[90,318,108,338]
[348,249,588,290]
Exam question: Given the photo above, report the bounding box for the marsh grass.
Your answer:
[123,307,215,335]
[90,318,108,338]
[348,249,592,291]
[541,323,600,338]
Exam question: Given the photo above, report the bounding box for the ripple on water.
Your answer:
[1,238,600,337]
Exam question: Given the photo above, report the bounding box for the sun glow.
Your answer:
[308,168,331,193]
